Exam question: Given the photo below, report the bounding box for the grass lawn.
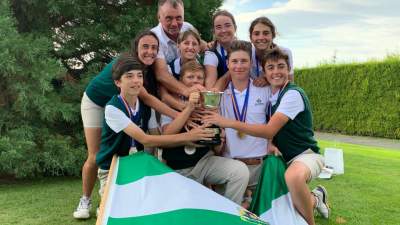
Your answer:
[1,140,399,225]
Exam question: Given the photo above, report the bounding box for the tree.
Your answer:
[0,1,85,177]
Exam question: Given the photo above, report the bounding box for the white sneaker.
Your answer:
[312,185,330,219]
[73,196,92,219]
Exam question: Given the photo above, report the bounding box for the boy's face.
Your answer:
[178,35,200,61]
[115,70,143,96]
[264,59,289,88]
[181,70,204,87]
[228,50,251,81]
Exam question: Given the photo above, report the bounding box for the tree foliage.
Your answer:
[0,1,85,178]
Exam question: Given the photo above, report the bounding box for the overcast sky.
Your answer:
[221,0,400,68]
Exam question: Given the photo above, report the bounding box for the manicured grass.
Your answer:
[0,140,399,225]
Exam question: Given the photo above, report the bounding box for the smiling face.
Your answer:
[213,15,236,46]
[115,70,143,97]
[158,2,184,40]
[178,34,200,61]
[228,50,251,81]
[250,23,274,51]
[181,70,205,87]
[264,58,289,89]
[137,35,159,66]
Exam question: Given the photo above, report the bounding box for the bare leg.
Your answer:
[82,127,102,197]
[285,162,316,225]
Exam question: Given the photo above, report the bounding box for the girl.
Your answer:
[204,10,237,89]
[160,29,204,111]
[249,16,294,86]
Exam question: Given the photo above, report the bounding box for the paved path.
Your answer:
[315,132,400,150]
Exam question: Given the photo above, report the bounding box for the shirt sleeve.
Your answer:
[148,109,159,129]
[160,114,173,127]
[105,105,133,133]
[276,90,305,120]
[203,50,219,67]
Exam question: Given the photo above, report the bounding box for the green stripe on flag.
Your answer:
[116,152,173,185]
[107,208,267,225]
[250,156,289,215]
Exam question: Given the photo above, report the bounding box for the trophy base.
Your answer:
[196,138,221,146]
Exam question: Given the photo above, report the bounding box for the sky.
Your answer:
[220,0,400,68]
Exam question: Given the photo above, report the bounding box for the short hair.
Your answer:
[227,40,252,59]
[180,60,204,80]
[112,53,144,81]
[249,16,276,39]
[158,0,183,9]
[130,29,159,62]
[261,48,291,71]
[177,28,201,45]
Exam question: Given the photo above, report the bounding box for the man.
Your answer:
[152,0,206,97]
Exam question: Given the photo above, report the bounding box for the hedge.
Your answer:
[295,58,400,139]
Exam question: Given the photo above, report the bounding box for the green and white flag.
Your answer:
[97,152,267,225]
[250,156,308,225]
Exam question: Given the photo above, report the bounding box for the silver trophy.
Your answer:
[197,91,224,146]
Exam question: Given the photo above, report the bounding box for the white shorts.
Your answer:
[289,149,325,182]
[81,92,104,128]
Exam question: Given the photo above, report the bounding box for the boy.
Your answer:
[219,40,272,206]
[96,54,214,199]
[204,48,330,225]
[161,61,250,205]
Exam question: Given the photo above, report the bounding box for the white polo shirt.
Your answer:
[203,42,228,68]
[250,45,294,79]
[221,80,271,159]
[105,101,158,133]
[151,22,193,64]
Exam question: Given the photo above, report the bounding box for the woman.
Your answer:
[74,29,177,219]
[204,10,237,89]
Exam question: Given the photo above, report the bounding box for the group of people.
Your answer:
[73,1,330,224]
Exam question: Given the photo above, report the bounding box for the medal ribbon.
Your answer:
[255,55,260,77]
[118,95,139,147]
[230,80,250,123]
[220,45,228,73]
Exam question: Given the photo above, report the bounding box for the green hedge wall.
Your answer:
[295,59,400,139]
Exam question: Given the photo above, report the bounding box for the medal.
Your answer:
[230,81,250,139]
[184,145,196,155]
[237,131,246,139]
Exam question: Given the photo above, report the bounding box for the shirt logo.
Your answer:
[254,98,264,106]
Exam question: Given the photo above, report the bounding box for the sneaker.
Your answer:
[73,196,92,219]
[312,185,330,219]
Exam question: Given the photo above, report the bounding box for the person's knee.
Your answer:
[285,164,309,187]
[85,154,97,168]
[230,161,250,183]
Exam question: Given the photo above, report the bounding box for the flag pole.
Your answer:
[96,155,118,225]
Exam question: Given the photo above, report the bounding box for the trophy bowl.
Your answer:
[196,91,224,146]
[200,91,224,109]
